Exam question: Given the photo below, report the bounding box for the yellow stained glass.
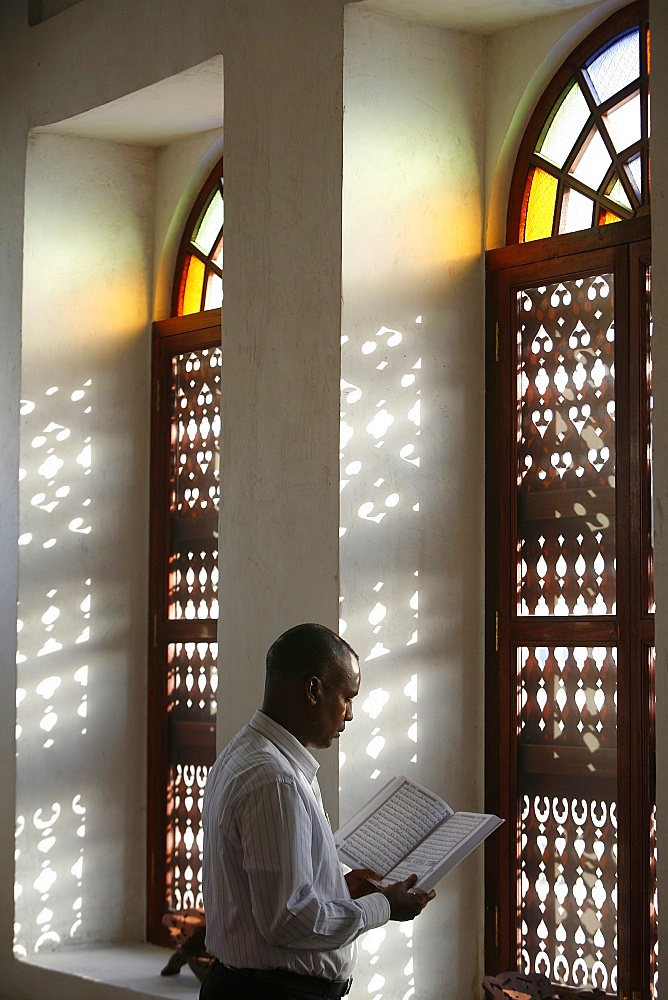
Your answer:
[524,169,558,242]
[182,256,206,315]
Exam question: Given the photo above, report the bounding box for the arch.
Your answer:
[506,0,649,244]
[171,156,224,316]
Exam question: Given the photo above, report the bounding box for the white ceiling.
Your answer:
[360,0,604,33]
[35,0,608,147]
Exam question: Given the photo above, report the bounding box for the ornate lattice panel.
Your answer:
[171,348,221,517]
[519,645,617,750]
[167,641,218,724]
[167,763,210,911]
[164,344,221,914]
[520,792,617,992]
[649,646,658,998]
[517,274,616,616]
[518,645,618,991]
[645,264,655,614]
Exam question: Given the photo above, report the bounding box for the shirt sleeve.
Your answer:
[234,773,390,951]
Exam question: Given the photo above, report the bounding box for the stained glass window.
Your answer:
[174,160,224,315]
[513,19,650,243]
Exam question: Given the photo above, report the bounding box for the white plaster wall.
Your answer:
[16,132,155,951]
[341,9,485,998]
[216,0,344,816]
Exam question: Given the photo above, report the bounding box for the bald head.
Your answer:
[262,624,360,748]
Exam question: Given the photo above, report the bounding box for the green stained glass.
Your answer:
[586,29,639,105]
[607,176,632,210]
[571,128,611,191]
[538,81,590,168]
[603,92,641,153]
[192,189,224,256]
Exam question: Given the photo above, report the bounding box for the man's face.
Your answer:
[309,651,361,750]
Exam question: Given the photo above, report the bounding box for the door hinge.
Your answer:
[495,322,500,361]
[495,611,499,652]
[156,380,160,412]
[153,614,158,647]
[495,904,499,948]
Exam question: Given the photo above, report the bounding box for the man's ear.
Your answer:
[306,675,322,705]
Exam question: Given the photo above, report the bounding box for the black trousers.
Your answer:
[199,960,352,1000]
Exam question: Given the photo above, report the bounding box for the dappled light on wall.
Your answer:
[14,382,92,956]
[339,317,423,998]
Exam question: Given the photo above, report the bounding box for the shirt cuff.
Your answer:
[357,890,391,929]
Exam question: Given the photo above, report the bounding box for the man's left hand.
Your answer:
[345,868,383,899]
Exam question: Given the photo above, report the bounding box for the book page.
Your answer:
[381,811,496,885]
[335,777,452,875]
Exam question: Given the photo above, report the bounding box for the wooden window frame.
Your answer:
[146,308,221,945]
[485,214,654,995]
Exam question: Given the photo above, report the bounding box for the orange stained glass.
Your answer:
[524,168,558,242]
[600,208,622,226]
[182,256,206,315]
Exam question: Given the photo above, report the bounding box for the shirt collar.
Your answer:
[249,709,320,785]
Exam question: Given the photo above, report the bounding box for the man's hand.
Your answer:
[380,874,436,921]
[345,868,383,899]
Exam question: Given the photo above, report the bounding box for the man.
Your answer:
[200,623,435,999]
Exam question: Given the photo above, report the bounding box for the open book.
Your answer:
[334,775,503,891]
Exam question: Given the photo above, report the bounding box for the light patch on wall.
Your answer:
[14,381,92,955]
[339,315,422,998]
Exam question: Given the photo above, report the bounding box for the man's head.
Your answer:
[262,623,360,750]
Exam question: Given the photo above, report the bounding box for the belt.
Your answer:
[222,963,353,998]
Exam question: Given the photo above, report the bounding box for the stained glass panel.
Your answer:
[570,129,611,191]
[182,255,205,316]
[192,190,224,256]
[585,29,639,105]
[521,24,648,244]
[205,272,223,311]
[625,153,642,198]
[560,188,594,234]
[599,209,622,226]
[603,92,642,153]
[538,82,591,168]
[606,176,632,210]
[525,169,558,242]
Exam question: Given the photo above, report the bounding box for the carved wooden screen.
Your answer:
[147,310,221,943]
[485,223,655,997]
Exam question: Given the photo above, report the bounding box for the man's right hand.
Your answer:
[380,874,436,921]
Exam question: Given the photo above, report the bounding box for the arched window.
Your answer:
[485,3,655,996]
[508,4,650,242]
[147,159,222,944]
[173,160,224,315]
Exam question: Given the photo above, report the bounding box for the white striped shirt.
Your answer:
[202,710,390,979]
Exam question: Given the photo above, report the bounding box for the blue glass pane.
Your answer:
[586,30,639,105]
